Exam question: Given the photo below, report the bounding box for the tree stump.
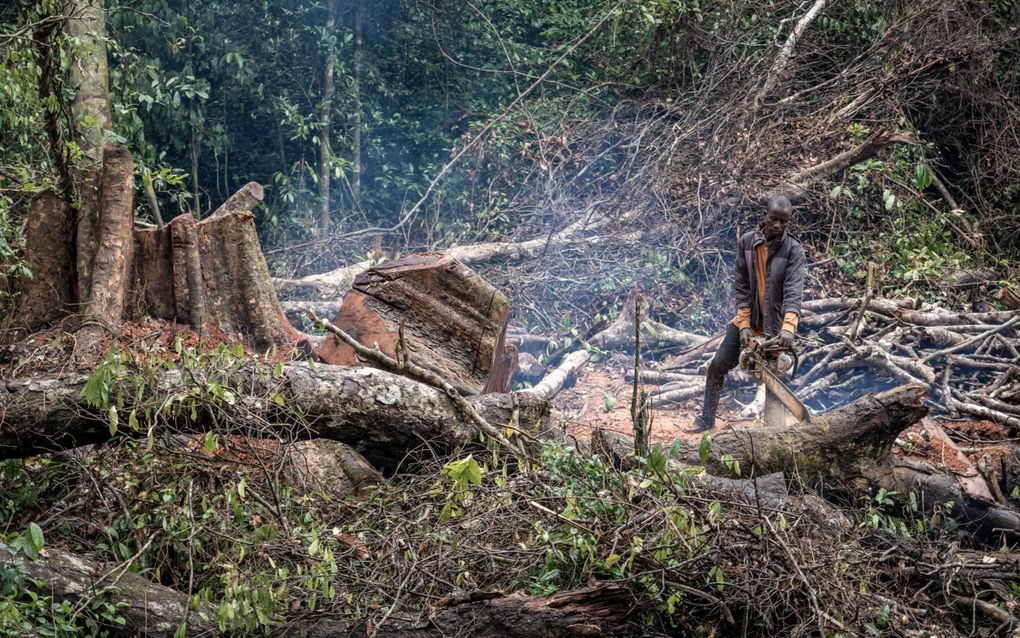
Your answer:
[9,164,303,354]
[316,253,516,394]
[133,211,306,350]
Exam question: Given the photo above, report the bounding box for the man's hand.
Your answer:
[777,329,795,349]
[739,328,752,346]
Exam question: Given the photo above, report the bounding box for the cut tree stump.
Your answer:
[316,253,516,394]
[10,172,304,353]
[13,191,75,328]
[133,211,306,350]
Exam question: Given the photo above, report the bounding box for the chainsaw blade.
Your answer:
[759,365,811,423]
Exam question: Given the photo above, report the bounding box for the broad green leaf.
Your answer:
[27,522,44,552]
[698,434,712,463]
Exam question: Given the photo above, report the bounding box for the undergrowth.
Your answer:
[0,344,1015,636]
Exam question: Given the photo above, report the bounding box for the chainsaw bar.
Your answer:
[759,364,811,423]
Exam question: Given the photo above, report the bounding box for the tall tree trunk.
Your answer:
[65,0,111,164]
[190,121,201,218]
[319,0,337,229]
[65,0,112,303]
[352,0,363,201]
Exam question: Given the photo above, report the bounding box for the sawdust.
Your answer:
[0,318,305,377]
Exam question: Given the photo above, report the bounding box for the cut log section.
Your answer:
[316,253,516,395]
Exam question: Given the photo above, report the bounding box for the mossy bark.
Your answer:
[0,363,550,472]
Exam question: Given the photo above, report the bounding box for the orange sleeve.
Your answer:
[781,311,800,334]
[731,306,751,331]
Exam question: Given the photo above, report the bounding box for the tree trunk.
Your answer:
[65,0,111,305]
[319,0,337,229]
[132,210,309,350]
[65,0,111,164]
[1,545,630,638]
[190,119,201,218]
[701,384,929,483]
[0,547,219,638]
[0,363,550,471]
[74,146,136,357]
[315,254,515,395]
[592,386,1020,541]
[352,0,363,201]
[12,192,75,329]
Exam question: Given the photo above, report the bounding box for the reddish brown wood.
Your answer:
[10,169,301,353]
[317,253,515,394]
[13,192,75,329]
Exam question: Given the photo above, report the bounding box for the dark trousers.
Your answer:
[699,324,743,428]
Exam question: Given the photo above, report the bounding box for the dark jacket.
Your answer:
[734,229,806,337]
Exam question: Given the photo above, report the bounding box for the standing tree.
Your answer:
[351,0,363,201]
[319,0,338,229]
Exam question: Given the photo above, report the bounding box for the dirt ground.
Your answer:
[553,361,751,444]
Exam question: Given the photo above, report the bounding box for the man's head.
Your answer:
[763,196,793,241]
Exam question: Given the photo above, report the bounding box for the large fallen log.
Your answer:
[595,385,1020,541]
[1,546,219,638]
[315,254,515,395]
[700,385,930,483]
[0,363,549,471]
[2,547,631,638]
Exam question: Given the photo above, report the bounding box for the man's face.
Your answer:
[763,206,791,241]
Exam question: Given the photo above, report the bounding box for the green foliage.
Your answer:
[437,454,484,521]
[826,133,974,296]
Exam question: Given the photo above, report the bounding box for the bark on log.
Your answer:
[1,545,630,638]
[208,181,264,219]
[527,350,590,400]
[594,388,1020,541]
[285,439,383,499]
[316,254,514,395]
[599,387,930,484]
[0,363,550,471]
[701,385,929,483]
[0,546,219,638]
[872,461,1020,544]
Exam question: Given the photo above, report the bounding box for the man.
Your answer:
[688,195,806,433]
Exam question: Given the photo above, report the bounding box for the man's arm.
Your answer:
[732,235,751,331]
[781,242,806,334]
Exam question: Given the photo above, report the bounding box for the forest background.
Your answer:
[2,1,1020,637]
[2,0,1017,333]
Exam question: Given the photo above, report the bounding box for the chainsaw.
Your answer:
[739,336,811,423]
